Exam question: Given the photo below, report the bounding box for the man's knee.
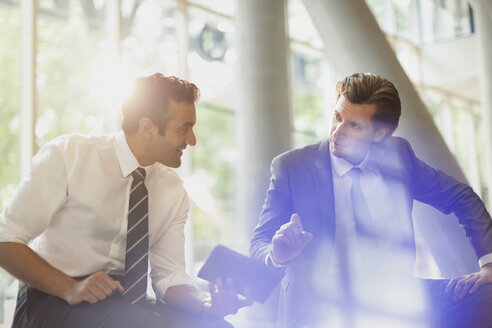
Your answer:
[90,301,162,328]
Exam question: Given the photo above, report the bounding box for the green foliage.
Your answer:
[191,102,236,260]
[36,2,105,147]
[293,87,325,146]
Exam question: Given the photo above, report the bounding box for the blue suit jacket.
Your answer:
[250,137,492,327]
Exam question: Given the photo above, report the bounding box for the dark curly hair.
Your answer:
[336,72,401,138]
[122,73,200,135]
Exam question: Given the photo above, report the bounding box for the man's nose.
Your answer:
[332,122,346,139]
[187,130,197,146]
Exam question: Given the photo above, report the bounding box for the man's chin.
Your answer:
[161,158,181,168]
[330,145,345,159]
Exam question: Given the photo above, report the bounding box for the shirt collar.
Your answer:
[330,144,378,178]
[114,131,141,178]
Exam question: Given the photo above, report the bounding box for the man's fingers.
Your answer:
[89,283,110,300]
[469,278,486,294]
[81,289,99,304]
[208,281,218,303]
[282,229,297,249]
[115,281,124,293]
[96,278,115,296]
[453,275,478,300]
[300,231,313,247]
[446,278,458,293]
[290,213,304,231]
[274,230,295,249]
[103,274,124,294]
[452,278,467,300]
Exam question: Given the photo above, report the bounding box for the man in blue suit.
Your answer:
[250,73,492,328]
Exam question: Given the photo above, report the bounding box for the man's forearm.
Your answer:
[0,242,76,301]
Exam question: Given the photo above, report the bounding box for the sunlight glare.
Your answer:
[89,55,136,113]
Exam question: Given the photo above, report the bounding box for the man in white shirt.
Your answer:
[0,73,249,327]
[250,73,492,328]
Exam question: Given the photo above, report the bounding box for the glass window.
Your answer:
[288,0,323,49]
[36,0,106,147]
[191,103,236,262]
[393,0,412,40]
[0,6,20,211]
[0,2,21,319]
[291,53,333,147]
[121,0,180,76]
[366,0,386,27]
[189,0,234,17]
[187,8,237,263]
[188,7,235,108]
[420,0,473,44]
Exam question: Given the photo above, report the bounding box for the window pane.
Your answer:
[191,104,236,262]
[188,7,237,262]
[122,0,180,76]
[0,5,20,211]
[36,0,106,147]
[189,0,234,17]
[288,0,323,49]
[291,53,333,147]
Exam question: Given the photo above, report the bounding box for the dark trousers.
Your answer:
[425,279,492,328]
[12,286,233,328]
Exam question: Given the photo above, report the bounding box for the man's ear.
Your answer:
[373,127,389,143]
[138,118,157,140]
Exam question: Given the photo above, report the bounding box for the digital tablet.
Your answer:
[197,245,284,303]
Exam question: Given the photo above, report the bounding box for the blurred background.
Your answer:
[0,0,491,326]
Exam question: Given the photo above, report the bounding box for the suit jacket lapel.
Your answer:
[313,139,336,243]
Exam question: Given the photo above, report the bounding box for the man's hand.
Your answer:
[66,271,124,305]
[201,278,252,321]
[445,263,492,300]
[271,213,313,264]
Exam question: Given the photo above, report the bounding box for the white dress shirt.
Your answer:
[329,147,394,273]
[0,131,194,296]
[329,146,492,274]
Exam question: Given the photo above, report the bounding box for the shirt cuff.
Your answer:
[153,271,196,301]
[265,248,287,269]
[478,253,492,268]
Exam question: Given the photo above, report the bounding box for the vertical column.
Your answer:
[20,0,37,180]
[303,0,478,276]
[470,0,492,209]
[236,0,292,245]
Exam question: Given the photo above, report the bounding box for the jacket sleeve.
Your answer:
[404,140,492,259]
[250,155,294,264]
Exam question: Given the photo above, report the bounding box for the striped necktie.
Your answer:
[122,167,149,304]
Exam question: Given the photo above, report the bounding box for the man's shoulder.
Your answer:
[43,133,114,151]
[274,140,325,166]
[377,136,411,151]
